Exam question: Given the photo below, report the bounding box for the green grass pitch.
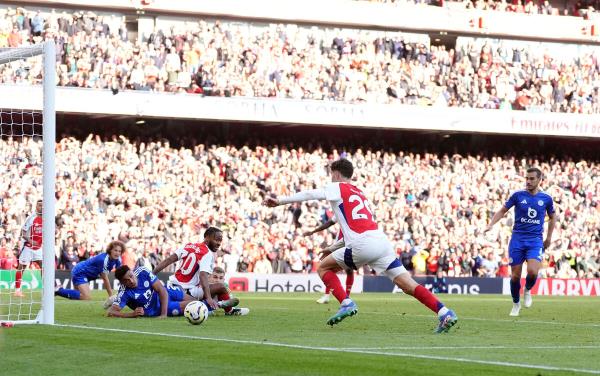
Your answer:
[1,293,599,375]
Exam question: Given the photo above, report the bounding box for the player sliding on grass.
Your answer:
[485,167,557,317]
[107,265,195,318]
[303,217,355,304]
[55,240,123,300]
[152,227,248,316]
[263,158,457,333]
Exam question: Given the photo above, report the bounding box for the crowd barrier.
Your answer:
[39,271,599,296]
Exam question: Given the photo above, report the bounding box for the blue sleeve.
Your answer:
[139,268,158,285]
[101,254,110,274]
[105,257,121,273]
[504,192,517,210]
[546,196,555,215]
[114,288,130,309]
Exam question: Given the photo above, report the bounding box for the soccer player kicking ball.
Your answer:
[107,265,195,318]
[263,159,457,333]
[56,240,124,300]
[303,218,354,304]
[485,167,557,317]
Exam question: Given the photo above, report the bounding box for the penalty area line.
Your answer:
[54,324,600,375]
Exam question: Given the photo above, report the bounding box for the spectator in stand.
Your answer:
[0,6,599,113]
[0,237,9,261]
[0,127,598,277]
[253,253,274,274]
[481,251,499,277]
[61,245,79,270]
[1,249,18,270]
[357,0,585,17]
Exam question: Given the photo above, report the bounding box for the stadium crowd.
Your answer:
[360,0,600,18]
[0,132,598,278]
[0,6,599,113]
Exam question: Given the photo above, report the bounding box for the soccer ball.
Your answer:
[184,301,208,325]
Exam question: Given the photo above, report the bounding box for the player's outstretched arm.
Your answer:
[152,253,178,274]
[107,305,144,318]
[152,280,169,319]
[100,272,113,297]
[303,219,336,236]
[262,189,327,207]
[485,206,509,232]
[199,271,218,310]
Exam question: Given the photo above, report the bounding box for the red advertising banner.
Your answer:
[505,278,600,296]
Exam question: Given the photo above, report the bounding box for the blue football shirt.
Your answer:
[72,253,122,280]
[504,190,555,239]
[113,267,161,316]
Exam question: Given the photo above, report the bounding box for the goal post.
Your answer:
[0,41,55,325]
[42,41,56,325]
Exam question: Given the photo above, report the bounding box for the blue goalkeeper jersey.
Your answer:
[504,190,555,240]
[72,253,121,280]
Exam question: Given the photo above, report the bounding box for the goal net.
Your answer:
[0,42,55,325]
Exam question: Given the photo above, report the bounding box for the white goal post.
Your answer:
[0,41,55,325]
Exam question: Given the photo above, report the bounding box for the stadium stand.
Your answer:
[0,6,599,113]
[0,4,597,278]
[357,0,600,18]
[1,123,598,278]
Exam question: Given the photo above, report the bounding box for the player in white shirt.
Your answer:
[14,200,43,297]
[152,227,248,316]
[263,158,457,333]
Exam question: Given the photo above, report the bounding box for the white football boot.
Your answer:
[523,290,533,308]
[509,302,521,317]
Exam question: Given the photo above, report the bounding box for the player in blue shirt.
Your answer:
[485,167,557,316]
[107,265,195,318]
[55,241,124,300]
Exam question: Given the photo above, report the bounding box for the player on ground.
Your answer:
[55,241,124,300]
[485,167,557,316]
[263,159,457,333]
[208,266,227,285]
[152,227,249,316]
[14,200,42,297]
[303,217,354,304]
[107,265,195,318]
[207,266,249,316]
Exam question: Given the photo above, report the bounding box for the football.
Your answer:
[184,301,209,325]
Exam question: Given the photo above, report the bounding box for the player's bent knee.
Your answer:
[392,273,417,295]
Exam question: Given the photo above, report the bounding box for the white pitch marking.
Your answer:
[344,345,600,350]
[53,324,600,375]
